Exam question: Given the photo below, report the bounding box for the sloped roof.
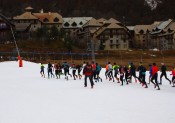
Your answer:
[164,22,175,31]
[14,23,31,31]
[106,23,123,29]
[156,22,175,36]
[63,17,92,28]
[127,26,135,31]
[83,18,102,27]
[158,31,175,37]
[105,18,121,24]
[94,22,126,37]
[90,29,98,34]
[93,27,106,37]
[13,12,38,20]
[33,12,63,24]
[151,19,173,35]
[134,25,154,35]
[25,6,34,10]
[153,21,162,26]
[97,18,107,24]
[157,19,172,30]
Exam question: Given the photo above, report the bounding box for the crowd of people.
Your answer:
[40,61,175,90]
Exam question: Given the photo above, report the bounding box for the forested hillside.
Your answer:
[0,0,174,25]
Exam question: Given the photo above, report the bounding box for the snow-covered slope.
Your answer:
[0,61,175,123]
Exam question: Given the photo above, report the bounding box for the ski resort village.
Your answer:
[1,2,175,123]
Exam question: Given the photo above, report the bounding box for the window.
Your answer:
[34,20,37,24]
[123,44,127,48]
[43,18,49,22]
[54,17,59,22]
[110,45,113,49]
[110,40,113,44]
[71,22,77,27]
[123,39,126,43]
[139,30,144,34]
[116,44,119,49]
[64,22,70,27]
[100,35,103,39]
[116,39,119,44]
[110,30,113,38]
[79,21,83,25]
[116,30,119,35]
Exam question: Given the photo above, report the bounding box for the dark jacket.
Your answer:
[161,65,167,73]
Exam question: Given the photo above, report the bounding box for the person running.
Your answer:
[62,61,72,80]
[57,63,63,79]
[71,63,78,80]
[151,63,160,90]
[123,66,131,84]
[83,62,94,89]
[119,65,124,86]
[82,61,87,69]
[76,64,82,79]
[113,63,120,83]
[40,63,45,78]
[160,63,171,85]
[123,65,128,83]
[171,65,175,87]
[105,63,109,79]
[47,62,54,79]
[91,61,97,81]
[124,65,131,84]
[54,63,59,79]
[130,62,138,83]
[95,63,102,82]
[107,62,114,82]
[148,64,152,84]
[137,64,148,88]
[137,62,143,84]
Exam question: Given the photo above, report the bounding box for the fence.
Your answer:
[0,50,175,69]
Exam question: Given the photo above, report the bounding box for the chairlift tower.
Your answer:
[87,41,96,62]
[91,40,95,62]
[0,14,20,58]
[86,31,96,62]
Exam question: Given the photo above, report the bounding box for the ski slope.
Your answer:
[0,61,175,123]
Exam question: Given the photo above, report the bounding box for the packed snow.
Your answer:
[0,61,175,123]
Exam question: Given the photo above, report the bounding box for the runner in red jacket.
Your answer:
[171,65,175,87]
[83,62,94,89]
[151,63,160,90]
